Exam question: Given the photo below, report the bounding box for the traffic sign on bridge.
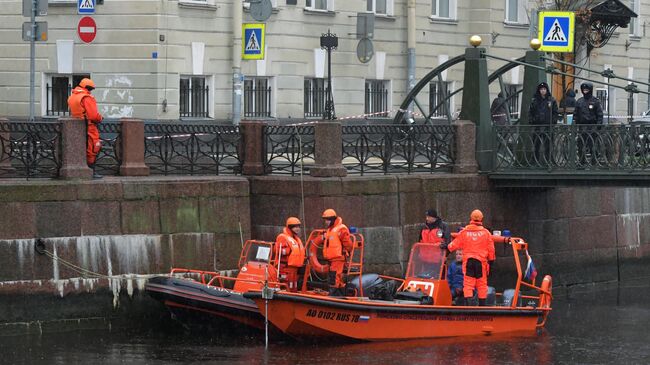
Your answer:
[78,0,95,14]
[538,11,575,53]
[77,16,97,43]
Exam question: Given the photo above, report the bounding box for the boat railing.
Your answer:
[205,274,288,291]
[169,268,221,285]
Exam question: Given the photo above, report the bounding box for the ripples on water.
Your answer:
[3,283,650,365]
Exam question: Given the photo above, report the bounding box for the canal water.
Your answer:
[3,283,649,365]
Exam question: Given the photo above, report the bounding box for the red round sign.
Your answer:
[77,16,97,44]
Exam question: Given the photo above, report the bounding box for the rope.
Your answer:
[41,249,113,280]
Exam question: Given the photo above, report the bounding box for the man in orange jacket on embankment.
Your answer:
[67,77,103,179]
[442,209,495,306]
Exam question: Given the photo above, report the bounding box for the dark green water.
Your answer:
[3,284,649,365]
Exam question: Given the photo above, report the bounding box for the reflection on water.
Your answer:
[3,283,650,365]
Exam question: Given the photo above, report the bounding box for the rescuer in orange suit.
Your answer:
[441,209,495,306]
[67,78,103,179]
[275,217,306,292]
[312,209,353,296]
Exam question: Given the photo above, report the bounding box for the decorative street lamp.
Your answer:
[320,30,338,120]
[586,0,637,50]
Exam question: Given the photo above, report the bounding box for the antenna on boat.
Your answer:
[238,219,244,248]
[263,265,270,349]
[294,125,308,244]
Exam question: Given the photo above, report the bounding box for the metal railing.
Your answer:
[244,83,272,118]
[46,83,71,117]
[494,124,650,172]
[179,85,210,118]
[263,125,315,175]
[95,122,122,176]
[304,86,327,118]
[0,120,62,178]
[144,123,242,175]
[342,124,455,175]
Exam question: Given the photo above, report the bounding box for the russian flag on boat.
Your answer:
[524,250,538,283]
[359,315,370,322]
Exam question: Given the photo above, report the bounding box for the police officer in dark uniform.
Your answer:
[574,82,603,165]
[528,82,559,165]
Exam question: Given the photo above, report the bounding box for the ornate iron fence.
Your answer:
[0,121,62,178]
[494,124,650,171]
[95,122,122,176]
[342,124,455,174]
[144,123,242,175]
[263,125,315,175]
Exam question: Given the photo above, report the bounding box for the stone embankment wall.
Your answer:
[1,174,649,334]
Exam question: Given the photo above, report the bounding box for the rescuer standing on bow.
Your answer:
[441,209,495,306]
[275,217,306,292]
[313,209,353,296]
[67,78,103,179]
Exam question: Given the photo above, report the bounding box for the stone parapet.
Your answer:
[240,121,266,175]
[310,122,347,177]
[119,118,149,176]
[452,119,478,173]
[58,118,93,180]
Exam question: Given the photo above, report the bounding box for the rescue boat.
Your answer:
[244,234,553,341]
[145,231,370,330]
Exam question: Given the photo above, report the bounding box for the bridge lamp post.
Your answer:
[320,30,338,120]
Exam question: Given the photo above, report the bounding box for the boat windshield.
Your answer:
[243,242,273,265]
[406,243,444,280]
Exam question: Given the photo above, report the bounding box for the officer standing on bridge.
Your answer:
[574,82,603,165]
[528,82,559,164]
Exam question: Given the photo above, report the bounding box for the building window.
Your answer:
[244,77,272,118]
[179,76,210,118]
[429,81,452,118]
[367,0,392,15]
[365,80,390,117]
[45,74,89,116]
[304,78,328,118]
[504,84,521,118]
[505,0,528,24]
[630,0,641,36]
[306,0,331,10]
[595,88,608,112]
[431,0,456,19]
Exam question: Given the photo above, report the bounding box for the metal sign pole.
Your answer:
[29,0,36,121]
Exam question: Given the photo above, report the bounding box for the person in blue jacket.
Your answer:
[447,249,464,305]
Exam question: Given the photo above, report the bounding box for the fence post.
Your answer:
[58,118,93,179]
[241,121,267,175]
[0,118,12,172]
[452,120,479,173]
[310,121,347,177]
[119,118,150,176]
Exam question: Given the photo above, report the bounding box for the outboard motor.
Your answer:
[345,273,396,300]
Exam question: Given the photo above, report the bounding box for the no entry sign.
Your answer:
[77,16,96,43]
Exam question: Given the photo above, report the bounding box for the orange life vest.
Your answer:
[67,87,91,119]
[323,217,350,261]
[277,228,305,268]
[420,227,443,244]
[448,223,495,263]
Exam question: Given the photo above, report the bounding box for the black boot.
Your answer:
[479,298,487,307]
[89,163,102,179]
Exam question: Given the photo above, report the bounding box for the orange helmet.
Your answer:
[322,209,337,219]
[470,209,484,222]
[286,217,301,227]
[79,78,96,90]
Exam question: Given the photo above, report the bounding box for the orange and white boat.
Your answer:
[245,234,552,341]
[146,231,370,330]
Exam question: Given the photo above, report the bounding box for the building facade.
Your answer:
[0,0,648,121]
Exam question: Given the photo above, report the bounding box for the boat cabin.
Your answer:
[400,242,452,305]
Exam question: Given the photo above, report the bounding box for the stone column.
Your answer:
[119,118,150,176]
[452,120,479,173]
[310,121,347,177]
[0,118,11,172]
[59,118,92,179]
[240,121,266,175]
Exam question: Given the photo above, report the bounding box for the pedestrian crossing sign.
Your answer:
[538,11,575,52]
[78,0,95,14]
[242,23,265,60]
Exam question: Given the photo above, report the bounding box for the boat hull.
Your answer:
[146,276,264,329]
[247,292,547,341]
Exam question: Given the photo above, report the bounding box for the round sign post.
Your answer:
[77,16,97,44]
